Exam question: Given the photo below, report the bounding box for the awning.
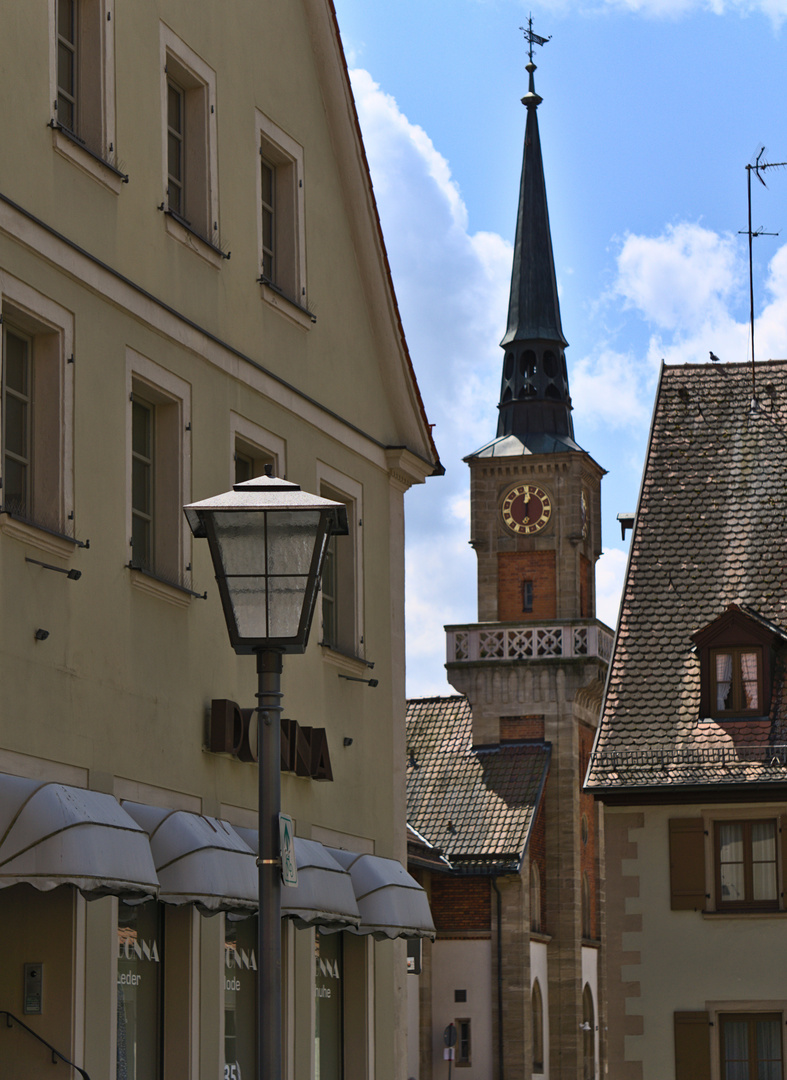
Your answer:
[0,773,158,900]
[123,802,256,915]
[233,828,361,931]
[327,849,435,940]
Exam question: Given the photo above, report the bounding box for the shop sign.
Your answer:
[209,699,333,781]
[280,813,298,887]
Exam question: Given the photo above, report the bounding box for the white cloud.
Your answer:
[571,347,654,431]
[613,223,740,332]
[588,0,787,22]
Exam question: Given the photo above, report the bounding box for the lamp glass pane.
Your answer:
[268,575,312,638]
[211,511,269,575]
[226,578,269,640]
[266,511,323,575]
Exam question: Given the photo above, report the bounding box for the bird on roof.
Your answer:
[709,351,721,363]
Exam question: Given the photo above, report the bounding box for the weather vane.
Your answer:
[520,15,551,63]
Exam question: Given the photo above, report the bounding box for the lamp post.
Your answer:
[184,476,348,1080]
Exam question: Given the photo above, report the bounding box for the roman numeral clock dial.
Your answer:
[501,483,552,536]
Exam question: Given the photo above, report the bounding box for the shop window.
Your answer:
[117,900,163,1080]
[160,26,219,257]
[0,289,74,545]
[319,472,362,659]
[720,1013,783,1080]
[455,1019,471,1067]
[715,819,778,911]
[224,916,257,1080]
[127,352,191,597]
[50,0,123,190]
[315,931,343,1080]
[532,980,544,1073]
[257,112,307,315]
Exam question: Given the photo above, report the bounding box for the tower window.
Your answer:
[523,580,533,613]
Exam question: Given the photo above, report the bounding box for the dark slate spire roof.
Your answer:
[472,60,579,459]
[502,62,567,352]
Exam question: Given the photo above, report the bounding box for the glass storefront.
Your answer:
[315,932,343,1080]
[117,901,162,1080]
[224,916,257,1080]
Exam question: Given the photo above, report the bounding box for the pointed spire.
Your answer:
[494,54,577,454]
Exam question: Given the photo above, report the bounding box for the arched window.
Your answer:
[532,979,544,1073]
[583,984,595,1080]
[530,861,541,933]
[582,871,592,939]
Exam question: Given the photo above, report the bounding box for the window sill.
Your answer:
[50,123,127,195]
[258,278,315,330]
[162,209,229,269]
[319,644,371,677]
[702,909,785,919]
[0,513,81,559]
[128,564,205,609]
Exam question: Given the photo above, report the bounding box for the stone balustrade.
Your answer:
[446,620,614,665]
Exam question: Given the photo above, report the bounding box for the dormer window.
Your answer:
[692,605,782,721]
[711,647,762,717]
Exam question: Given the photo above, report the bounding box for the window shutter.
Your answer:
[669,818,706,910]
[674,1012,711,1080]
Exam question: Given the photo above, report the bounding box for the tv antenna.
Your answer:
[738,146,786,398]
[520,15,551,63]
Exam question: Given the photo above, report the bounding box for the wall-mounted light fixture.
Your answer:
[26,557,81,580]
[338,674,378,688]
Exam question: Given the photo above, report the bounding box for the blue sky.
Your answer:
[331,0,787,698]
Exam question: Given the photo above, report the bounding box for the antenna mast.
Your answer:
[738,148,785,400]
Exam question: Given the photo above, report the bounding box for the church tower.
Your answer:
[445,41,611,1080]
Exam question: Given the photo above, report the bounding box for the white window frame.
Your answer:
[0,275,75,558]
[160,24,220,266]
[316,464,364,662]
[255,110,309,327]
[125,348,192,606]
[48,0,122,193]
[229,412,285,488]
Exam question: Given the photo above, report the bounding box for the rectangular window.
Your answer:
[57,0,77,132]
[127,352,191,597]
[257,112,307,315]
[318,470,362,658]
[456,1019,471,1066]
[160,26,219,255]
[720,1013,783,1080]
[166,80,185,218]
[715,819,778,910]
[523,580,533,613]
[51,0,121,188]
[0,290,74,544]
[711,647,762,716]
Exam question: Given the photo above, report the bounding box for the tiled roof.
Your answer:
[406,696,550,872]
[588,360,787,792]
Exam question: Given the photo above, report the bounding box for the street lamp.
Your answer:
[184,475,348,1080]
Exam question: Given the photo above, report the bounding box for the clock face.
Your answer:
[501,483,552,536]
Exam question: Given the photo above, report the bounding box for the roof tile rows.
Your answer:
[587,361,787,791]
[406,696,550,872]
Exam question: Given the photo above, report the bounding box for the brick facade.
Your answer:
[497,551,557,621]
[500,715,545,741]
[430,874,491,934]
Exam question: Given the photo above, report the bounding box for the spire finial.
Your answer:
[520,15,551,65]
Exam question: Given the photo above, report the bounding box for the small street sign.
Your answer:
[279,813,298,887]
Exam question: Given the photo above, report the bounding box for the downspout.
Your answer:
[491,876,505,1080]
